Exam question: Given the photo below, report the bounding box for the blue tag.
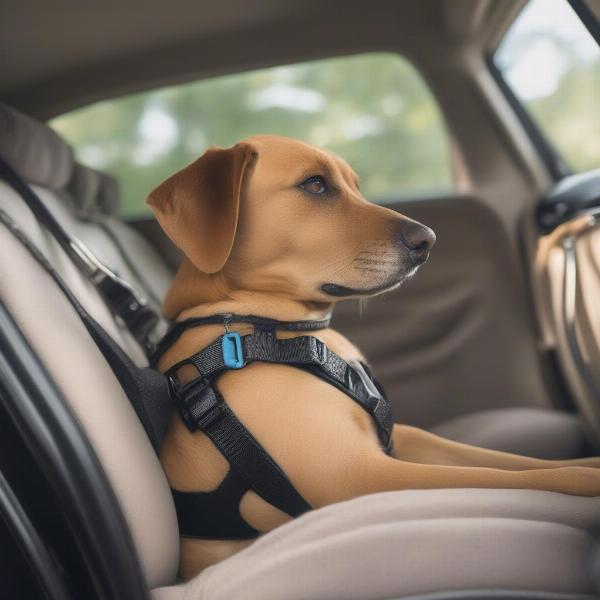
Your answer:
[222,332,245,369]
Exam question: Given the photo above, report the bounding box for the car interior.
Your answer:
[1,0,600,598]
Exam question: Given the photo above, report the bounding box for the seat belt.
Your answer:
[0,207,172,452]
[95,219,164,310]
[0,155,161,357]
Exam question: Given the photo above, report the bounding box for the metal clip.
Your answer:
[223,313,233,334]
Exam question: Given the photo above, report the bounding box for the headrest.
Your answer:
[0,104,74,190]
[67,163,121,217]
[97,171,121,216]
[67,163,101,216]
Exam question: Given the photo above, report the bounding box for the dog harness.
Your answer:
[152,314,394,540]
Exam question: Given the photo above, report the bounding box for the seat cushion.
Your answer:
[151,488,600,600]
[430,408,587,459]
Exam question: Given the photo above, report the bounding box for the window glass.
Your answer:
[495,0,600,173]
[52,53,452,217]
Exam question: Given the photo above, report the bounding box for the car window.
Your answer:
[494,0,600,173]
[51,53,452,217]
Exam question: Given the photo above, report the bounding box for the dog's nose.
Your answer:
[398,221,436,257]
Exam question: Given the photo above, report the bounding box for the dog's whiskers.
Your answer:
[354,267,390,274]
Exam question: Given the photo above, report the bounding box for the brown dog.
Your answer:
[149,135,600,580]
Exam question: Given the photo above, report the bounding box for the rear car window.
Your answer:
[51,53,452,217]
[494,0,600,173]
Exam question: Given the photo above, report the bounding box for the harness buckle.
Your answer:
[72,237,160,351]
[308,336,327,365]
[300,335,328,367]
[222,332,245,369]
[168,374,223,432]
[345,360,384,411]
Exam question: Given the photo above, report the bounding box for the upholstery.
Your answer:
[0,190,180,587]
[66,162,121,217]
[65,162,172,312]
[97,168,121,215]
[66,162,102,216]
[0,103,73,189]
[98,213,173,309]
[152,489,600,599]
[431,408,588,459]
[0,103,178,586]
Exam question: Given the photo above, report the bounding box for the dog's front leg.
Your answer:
[390,424,600,470]
[333,454,600,500]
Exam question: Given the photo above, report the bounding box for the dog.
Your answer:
[148,135,600,580]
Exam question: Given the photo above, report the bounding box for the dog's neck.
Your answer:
[163,258,334,324]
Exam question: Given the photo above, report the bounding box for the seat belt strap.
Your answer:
[0,155,161,357]
[94,219,164,310]
[0,208,172,453]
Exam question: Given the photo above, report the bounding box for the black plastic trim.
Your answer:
[568,0,600,45]
[0,469,71,599]
[485,55,570,182]
[536,169,600,233]
[0,302,150,600]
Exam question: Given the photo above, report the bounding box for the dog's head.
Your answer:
[148,135,435,313]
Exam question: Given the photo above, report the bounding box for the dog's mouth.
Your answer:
[320,267,419,298]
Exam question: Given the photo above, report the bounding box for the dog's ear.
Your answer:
[147,143,257,274]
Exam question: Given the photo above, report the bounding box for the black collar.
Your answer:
[151,313,331,366]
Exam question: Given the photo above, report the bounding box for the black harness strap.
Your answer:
[169,330,393,453]
[192,384,311,516]
[151,313,331,366]
[168,374,312,522]
[171,470,259,539]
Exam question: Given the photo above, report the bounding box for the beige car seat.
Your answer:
[532,202,600,446]
[1,103,599,598]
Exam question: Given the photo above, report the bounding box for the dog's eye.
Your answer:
[299,176,327,195]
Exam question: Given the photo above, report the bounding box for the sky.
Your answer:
[496,0,599,100]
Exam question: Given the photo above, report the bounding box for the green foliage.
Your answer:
[51,53,452,217]
[495,2,600,175]
[525,58,600,173]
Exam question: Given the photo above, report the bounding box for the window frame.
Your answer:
[569,0,600,45]
[488,0,600,182]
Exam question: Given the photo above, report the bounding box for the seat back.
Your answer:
[65,161,174,314]
[0,104,179,588]
[532,212,600,444]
